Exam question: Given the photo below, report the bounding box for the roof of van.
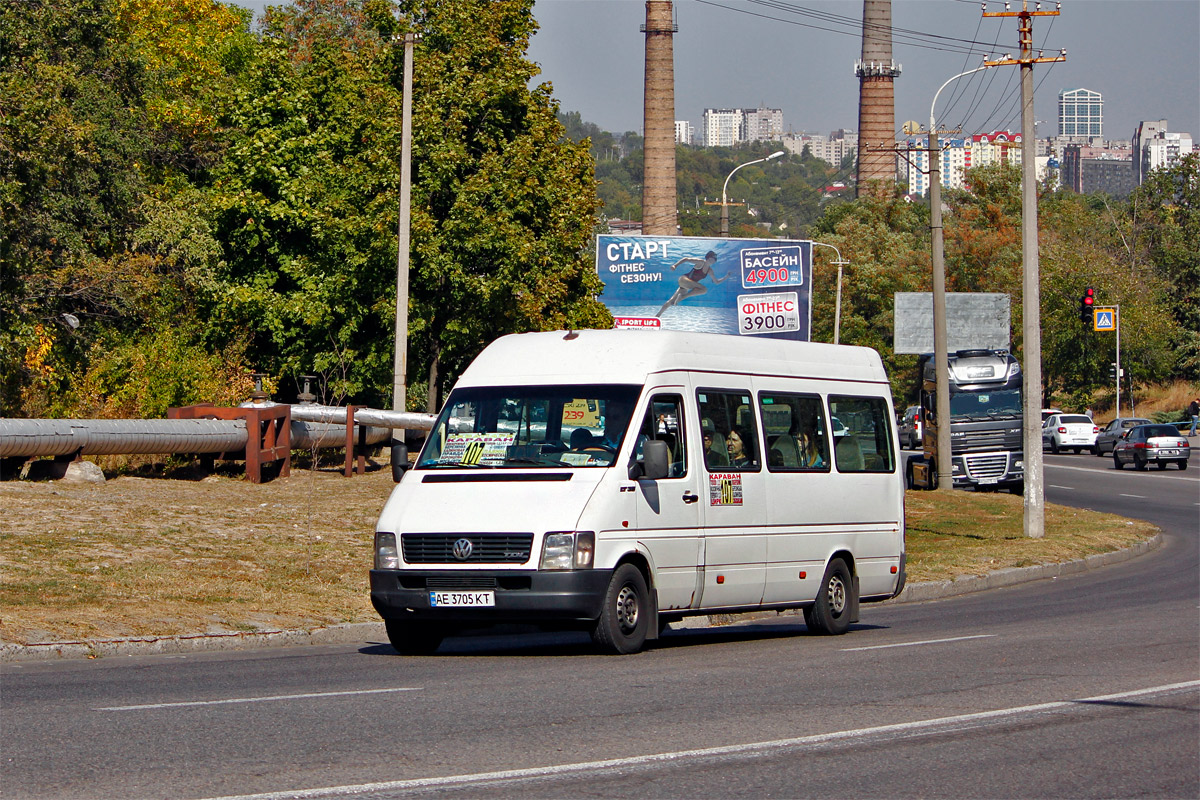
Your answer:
[456,330,890,387]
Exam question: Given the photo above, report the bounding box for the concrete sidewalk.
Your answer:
[0,533,1163,663]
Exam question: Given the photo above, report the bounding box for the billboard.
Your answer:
[596,235,812,341]
[893,292,1011,354]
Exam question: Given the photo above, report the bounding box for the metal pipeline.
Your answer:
[0,405,431,460]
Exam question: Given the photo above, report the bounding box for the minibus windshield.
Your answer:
[417,384,642,469]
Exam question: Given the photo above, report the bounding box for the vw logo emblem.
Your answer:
[452,538,474,561]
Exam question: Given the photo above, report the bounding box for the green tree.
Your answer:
[1127,152,1200,378]
[207,0,608,410]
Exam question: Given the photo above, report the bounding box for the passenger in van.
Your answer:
[569,428,595,450]
[799,419,825,468]
[726,425,756,468]
[703,425,728,467]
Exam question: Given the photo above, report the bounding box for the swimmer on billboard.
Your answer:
[656,251,731,317]
[595,234,812,341]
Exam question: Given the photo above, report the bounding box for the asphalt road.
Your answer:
[2,449,1197,800]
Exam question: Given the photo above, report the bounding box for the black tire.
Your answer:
[1073,447,1082,454]
[1007,481,1024,495]
[803,558,854,636]
[385,619,444,655]
[592,563,650,654]
[1134,455,1148,470]
[1050,439,1060,454]
[1179,460,1188,470]
[1113,453,1124,470]
[905,459,915,490]
[1157,460,1167,470]
[1092,445,1102,456]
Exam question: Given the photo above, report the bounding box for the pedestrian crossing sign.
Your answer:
[1093,308,1116,331]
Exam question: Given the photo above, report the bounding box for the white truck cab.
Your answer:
[371,330,905,654]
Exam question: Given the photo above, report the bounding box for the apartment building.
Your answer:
[1058,88,1103,141]
[674,120,693,146]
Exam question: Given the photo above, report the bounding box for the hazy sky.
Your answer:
[526,0,1199,141]
[232,1,1198,141]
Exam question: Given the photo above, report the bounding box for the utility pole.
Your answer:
[984,1,1065,537]
[391,30,416,475]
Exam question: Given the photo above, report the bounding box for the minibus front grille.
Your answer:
[402,533,534,564]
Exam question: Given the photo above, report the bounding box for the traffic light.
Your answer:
[1079,287,1095,323]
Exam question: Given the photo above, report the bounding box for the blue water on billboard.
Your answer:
[607,304,739,334]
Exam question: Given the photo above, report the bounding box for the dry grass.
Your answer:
[0,463,393,644]
[1090,379,1199,425]
[904,491,1155,581]
[0,461,1157,646]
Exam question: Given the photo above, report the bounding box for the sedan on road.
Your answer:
[1092,417,1152,455]
[897,405,921,449]
[1042,414,1099,454]
[1112,424,1190,470]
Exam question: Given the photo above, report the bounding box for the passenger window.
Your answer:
[828,396,895,473]
[759,393,829,472]
[697,390,760,471]
[635,395,687,478]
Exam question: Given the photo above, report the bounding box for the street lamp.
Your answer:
[928,64,988,491]
[721,150,785,237]
[812,242,849,344]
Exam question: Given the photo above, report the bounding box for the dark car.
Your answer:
[1112,424,1190,470]
[1092,417,1152,455]
[897,405,921,449]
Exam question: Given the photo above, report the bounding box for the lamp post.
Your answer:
[721,150,785,237]
[812,242,849,344]
[928,64,988,492]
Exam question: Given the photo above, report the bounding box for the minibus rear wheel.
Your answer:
[804,558,853,635]
[385,619,444,655]
[592,563,650,654]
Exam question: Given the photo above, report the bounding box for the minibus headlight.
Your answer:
[540,532,595,570]
[375,532,399,569]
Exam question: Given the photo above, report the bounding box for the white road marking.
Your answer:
[95,687,421,711]
[1045,462,1198,483]
[841,634,996,652]
[1119,493,1147,499]
[1048,484,1074,490]
[194,681,1200,800]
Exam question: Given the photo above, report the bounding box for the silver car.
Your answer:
[1092,417,1152,455]
[1112,424,1190,470]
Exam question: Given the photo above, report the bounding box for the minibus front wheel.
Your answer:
[803,558,853,635]
[592,563,650,654]
[385,619,444,655]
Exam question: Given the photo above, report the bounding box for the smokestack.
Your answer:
[641,1,677,235]
[855,0,901,197]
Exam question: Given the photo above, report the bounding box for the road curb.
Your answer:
[0,533,1164,662]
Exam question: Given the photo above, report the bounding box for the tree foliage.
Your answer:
[2,1,1193,422]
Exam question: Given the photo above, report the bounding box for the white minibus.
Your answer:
[371,330,905,654]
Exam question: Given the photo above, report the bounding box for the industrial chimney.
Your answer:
[855,0,901,197]
[641,1,677,235]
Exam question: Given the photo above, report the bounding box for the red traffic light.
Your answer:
[1083,287,1094,306]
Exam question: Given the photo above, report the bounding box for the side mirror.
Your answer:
[391,440,411,483]
[629,438,669,481]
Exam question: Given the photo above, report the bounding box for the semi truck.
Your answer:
[907,348,1024,493]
